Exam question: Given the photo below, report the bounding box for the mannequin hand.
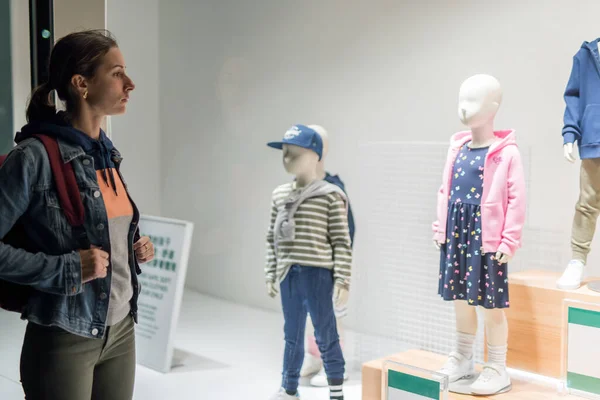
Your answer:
[333,284,349,308]
[433,240,441,250]
[266,282,278,298]
[494,251,511,265]
[564,143,576,163]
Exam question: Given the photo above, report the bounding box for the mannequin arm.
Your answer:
[328,193,352,288]
[564,143,576,163]
[265,198,278,288]
[433,146,453,243]
[333,284,349,308]
[496,150,526,257]
[562,56,581,145]
[494,251,510,265]
[432,183,445,240]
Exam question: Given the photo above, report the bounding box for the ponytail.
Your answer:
[26,82,57,122]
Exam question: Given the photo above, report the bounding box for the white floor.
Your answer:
[0,290,362,399]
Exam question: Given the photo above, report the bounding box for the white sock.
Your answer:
[487,344,507,368]
[456,332,475,359]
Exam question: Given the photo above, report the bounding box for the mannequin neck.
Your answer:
[295,171,319,188]
[316,162,326,180]
[469,119,496,148]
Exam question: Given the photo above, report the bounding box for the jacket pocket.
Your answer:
[481,202,504,241]
[43,191,72,250]
[580,104,600,146]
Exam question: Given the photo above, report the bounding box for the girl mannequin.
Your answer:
[432,75,526,395]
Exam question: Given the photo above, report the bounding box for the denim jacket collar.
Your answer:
[57,138,124,165]
[57,138,85,164]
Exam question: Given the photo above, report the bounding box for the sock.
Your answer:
[329,378,344,400]
[456,332,475,359]
[487,343,507,368]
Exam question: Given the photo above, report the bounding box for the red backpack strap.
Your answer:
[32,134,85,227]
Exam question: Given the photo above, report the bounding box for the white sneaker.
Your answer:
[269,388,300,399]
[557,260,585,290]
[309,366,349,387]
[470,364,511,395]
[438,352,475,383]
[300,353,322,377]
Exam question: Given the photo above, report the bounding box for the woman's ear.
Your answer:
[70,74,88,97]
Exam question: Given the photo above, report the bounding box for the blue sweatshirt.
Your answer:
[562,38,600,159]
[324,173,355,247]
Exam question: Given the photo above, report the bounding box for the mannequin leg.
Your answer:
[305,269,345,400]
[454,301,478,358]
[572,159,600,263]
[482,308,508,366]
[469,308,511,395]
[307,312,345,358]
[439,301,477,382]
[279,267,308,395]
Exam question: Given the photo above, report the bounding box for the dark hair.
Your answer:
[26,29,118,122]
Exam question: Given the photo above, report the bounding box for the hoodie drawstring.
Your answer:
[97,142,118,196]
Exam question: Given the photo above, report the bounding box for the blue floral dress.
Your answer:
[438,143,509,309]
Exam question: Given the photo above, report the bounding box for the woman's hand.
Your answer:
[79,246,110,283]
[134,236,155,264]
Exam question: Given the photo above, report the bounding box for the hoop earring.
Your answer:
[83,90,88,100]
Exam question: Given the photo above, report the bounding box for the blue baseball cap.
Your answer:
[267,124,324,160]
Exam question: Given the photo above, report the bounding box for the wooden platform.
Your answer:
[505,270,600,378]
[362,349,577,400]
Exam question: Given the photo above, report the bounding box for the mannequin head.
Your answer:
[308,124,328,178]
[282,144,319,178]
[267,124,323,186]
[458,74,503,129]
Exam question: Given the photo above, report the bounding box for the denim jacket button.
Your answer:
[97,224,104,230]
[93,191,101,198]
[91,328,99,336]
[83,159,91,166]
[99,293,107,300]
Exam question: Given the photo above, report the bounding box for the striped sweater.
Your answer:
[265,182,352,288]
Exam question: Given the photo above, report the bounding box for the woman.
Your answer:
[0,30,154,399]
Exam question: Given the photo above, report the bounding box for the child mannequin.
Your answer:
[265,125,352,400]
[432,75,526,395]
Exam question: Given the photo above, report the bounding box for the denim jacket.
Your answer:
[0,136,141,339]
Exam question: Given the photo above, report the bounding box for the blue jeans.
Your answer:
[280,265,345,393]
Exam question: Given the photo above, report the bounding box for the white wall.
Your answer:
[157,0,600,318]
[10,0,30,132]
[107,0,161,216]
[54,0,105,40]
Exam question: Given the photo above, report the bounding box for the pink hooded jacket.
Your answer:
[432,130,526,257]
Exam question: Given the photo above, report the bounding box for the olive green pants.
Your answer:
[20,315,136,400]
[572,158,600,263]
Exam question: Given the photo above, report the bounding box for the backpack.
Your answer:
[0,134,86,313]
